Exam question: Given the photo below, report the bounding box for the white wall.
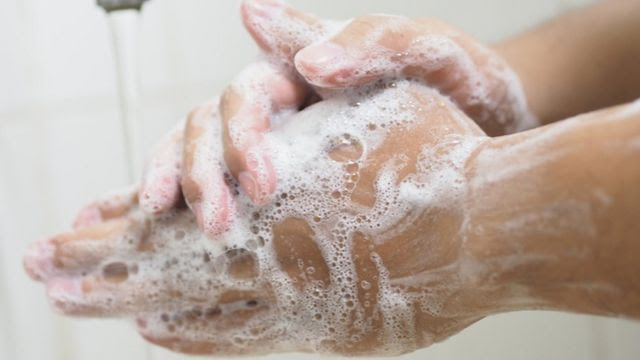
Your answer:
[1,0,638,359]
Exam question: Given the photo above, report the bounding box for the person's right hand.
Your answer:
[25,81,514,356]
[136,0,327,237]
[138,0,540,239]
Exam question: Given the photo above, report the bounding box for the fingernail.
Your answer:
[296,41,348,67]
[296,43,360,86]
[239,171,259,203]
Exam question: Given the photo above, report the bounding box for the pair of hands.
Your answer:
[24,0,536,356]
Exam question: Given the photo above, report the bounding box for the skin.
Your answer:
[140,0,640,237]
[139,0,538,231]
[23,0,640,355]
[494,0,640,125]
[24,85,640,355]
[27,86,490,355]
[465,103,640,318]
[138,0,325,231]
[180,100,233,236]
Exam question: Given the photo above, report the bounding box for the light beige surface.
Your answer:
[1,0,638,359]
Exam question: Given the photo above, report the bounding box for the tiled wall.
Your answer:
[2,0,638,359]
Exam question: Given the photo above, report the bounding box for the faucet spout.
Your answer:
[97,0,149,12]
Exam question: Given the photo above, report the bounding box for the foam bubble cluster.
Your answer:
[51,81,484,356]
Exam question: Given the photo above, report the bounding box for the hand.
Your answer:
[136,0,327,237]
[25,82,511,356]
[138,0,539,237]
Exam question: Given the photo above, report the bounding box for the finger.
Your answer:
[24,218,145,281]
[231,1,332,204]
[140,335,269,356]
[241,0,328,63]
[140,120,185,214]
[72,186,138,229]
[46,272,176,317]
[294,15,478,90]
[181,100,233,238]
[140,336,219,356]
[296,15,534,135]
[140,324,262,356]
[46,275,155,317]
[137,291,273,355]
[294,14,427,88]
[221,62,306,204]
[48,270,266,319]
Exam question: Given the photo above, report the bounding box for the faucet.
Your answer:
[97,0,150,12]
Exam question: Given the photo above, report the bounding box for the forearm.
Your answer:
[465,101,640,318]
[494,1,640,125]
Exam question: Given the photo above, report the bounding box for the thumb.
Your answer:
[294,15,421,88]
[241,0,329,64]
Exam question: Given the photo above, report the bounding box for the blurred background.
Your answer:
[1,0,639,359]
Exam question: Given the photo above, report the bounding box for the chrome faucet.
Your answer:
[97,0,149,12]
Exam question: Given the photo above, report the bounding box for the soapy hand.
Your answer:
[23,0,640,355]
[137,0,325,234]
[139,0,537,238]
[24,82,506,356]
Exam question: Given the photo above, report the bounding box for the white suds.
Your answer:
[64,81,485,356]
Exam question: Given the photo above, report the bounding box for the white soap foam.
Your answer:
[63,80,487,356]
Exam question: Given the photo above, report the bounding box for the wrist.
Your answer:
[463,110,640,317]
[459,138,544,315]
[461,133,600,314]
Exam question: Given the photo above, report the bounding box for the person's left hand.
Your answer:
[24,81,510,356]
[132,0,328,239]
